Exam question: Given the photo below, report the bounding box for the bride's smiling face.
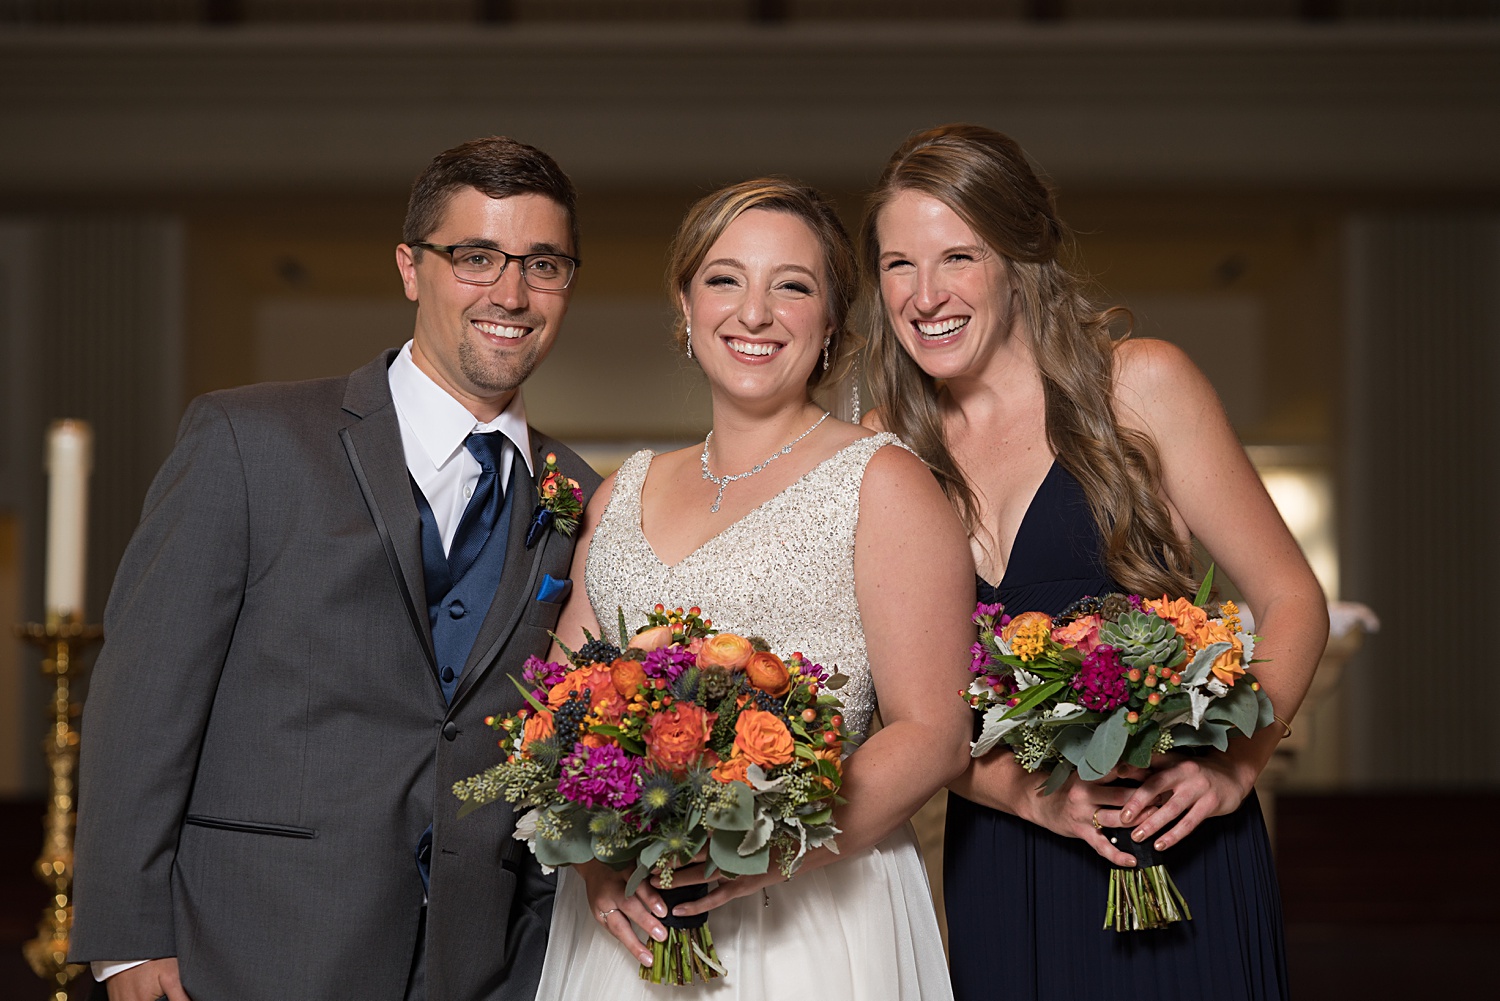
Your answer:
[683,208,832,407]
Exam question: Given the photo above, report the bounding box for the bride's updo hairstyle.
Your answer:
[668,177,859,391]
[860,124,1195,599]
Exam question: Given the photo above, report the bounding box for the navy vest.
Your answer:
[412,457,521,704]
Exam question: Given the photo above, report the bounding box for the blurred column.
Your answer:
[0,216,184,795]
[1342,212,1500,787]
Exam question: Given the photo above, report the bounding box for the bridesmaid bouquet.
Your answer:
[966,568,1275,931]
[453,604,850,985]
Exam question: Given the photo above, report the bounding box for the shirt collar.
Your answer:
[388,341,535,477]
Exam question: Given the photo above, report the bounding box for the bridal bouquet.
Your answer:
[454,604,850,985]
[967,568,1274,931]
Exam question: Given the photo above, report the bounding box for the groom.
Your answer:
[70,136,601,1001]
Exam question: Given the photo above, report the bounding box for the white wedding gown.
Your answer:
[534,435,954,1000]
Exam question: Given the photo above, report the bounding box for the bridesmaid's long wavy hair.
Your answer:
[667,177,860,392]
[860,124,1195,598]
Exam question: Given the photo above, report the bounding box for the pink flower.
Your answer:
[1051,614,1103,657]
[1070,645,1129,712]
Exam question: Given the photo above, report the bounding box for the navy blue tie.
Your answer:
[448,432,510,583]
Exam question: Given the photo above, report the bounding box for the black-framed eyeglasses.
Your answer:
[410,242,579,291]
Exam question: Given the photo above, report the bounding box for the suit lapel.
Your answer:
[450,436,554,709]
[340,352,438,677]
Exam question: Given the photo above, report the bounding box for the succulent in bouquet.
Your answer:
[967,567,1276,931]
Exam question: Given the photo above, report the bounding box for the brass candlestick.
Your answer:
[16,613,102,1001]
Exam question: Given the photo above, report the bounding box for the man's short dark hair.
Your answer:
[403,136,579,253]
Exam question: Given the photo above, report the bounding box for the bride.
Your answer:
[535,178,974,998]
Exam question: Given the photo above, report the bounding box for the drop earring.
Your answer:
[822,336,831,372]
[686,322,693,360]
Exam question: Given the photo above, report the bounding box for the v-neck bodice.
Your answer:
[583,434,907,737]
[975,459,1116,617]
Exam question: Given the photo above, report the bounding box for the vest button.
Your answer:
[441,666,455,683]
[442,721,459,741]
[448,600,466,619]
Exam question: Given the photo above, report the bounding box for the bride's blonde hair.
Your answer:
[860,124,1196,598]
[667,177,861,391]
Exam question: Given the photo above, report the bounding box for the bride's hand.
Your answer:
[1115,751,1255,852]
[657,864,785,920]
[1016,768,1143,868]
[576,859,669,967]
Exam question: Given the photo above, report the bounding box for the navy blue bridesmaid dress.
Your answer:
[944,460,1289,1001]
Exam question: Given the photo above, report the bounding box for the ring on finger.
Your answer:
[1090,808,1102,830]
[596,907,620,923]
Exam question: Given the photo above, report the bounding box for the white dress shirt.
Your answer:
[93,341,534,983]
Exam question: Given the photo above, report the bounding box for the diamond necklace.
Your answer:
[700,410,831,513]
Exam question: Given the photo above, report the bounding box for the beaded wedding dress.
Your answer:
[533,434,953,1000]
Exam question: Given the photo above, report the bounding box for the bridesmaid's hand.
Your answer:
[1017,769,1141,868]
[1116,752,1256,852]
[576,859,669,967]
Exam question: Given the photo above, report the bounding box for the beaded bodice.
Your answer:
[585,433,907,738]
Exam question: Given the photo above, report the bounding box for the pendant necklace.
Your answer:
[700,410,830,513]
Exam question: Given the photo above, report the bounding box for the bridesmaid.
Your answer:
[860,123,1329,1000]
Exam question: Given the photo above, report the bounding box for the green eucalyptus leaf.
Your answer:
[704,780,754,831]
[535,812,595,868]
[710,827,770,875]
[1052,725,1093,767]
[1126,724,1158,768]
[1041,760,1074,796]
[1085,708,1130,775]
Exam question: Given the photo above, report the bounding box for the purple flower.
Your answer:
[641,645,696,682]
[970,641,991,674]
[972,601,1004,625]
[522,655,569,698]
[1071,644,1129,712]
[557,742,642,811]
[1127,594,1144,610]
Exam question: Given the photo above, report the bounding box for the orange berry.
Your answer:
[802,709,818,723]
[1126,711,1140,723]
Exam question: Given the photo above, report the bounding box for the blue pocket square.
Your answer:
[537,574,571,603]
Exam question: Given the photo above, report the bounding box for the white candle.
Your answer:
[44,419,93,619]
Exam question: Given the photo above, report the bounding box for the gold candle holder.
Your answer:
[16,612,102,1001]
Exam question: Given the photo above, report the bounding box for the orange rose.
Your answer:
[711,752,753,785]
[1198,621,1245,685]
[644,702,717,778]
[522,709,554,750]
[611,658,648,699]
[732,709,795,769]
[1051,615,1103,656]
[1146,596,1211,647]
[548,665,628,722]
[628,625,674,652]
[697,633,754,670]
[744,651,791,696]
[1000,610,1053,644]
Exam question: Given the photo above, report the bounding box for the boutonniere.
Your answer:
[526,452,584,549]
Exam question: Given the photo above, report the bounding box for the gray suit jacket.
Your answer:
[71,350,601,1001]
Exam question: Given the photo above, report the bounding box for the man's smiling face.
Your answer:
[397,186,574,420]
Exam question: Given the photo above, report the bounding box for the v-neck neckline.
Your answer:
[637,437,880,570]
[976,457,1061,592]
